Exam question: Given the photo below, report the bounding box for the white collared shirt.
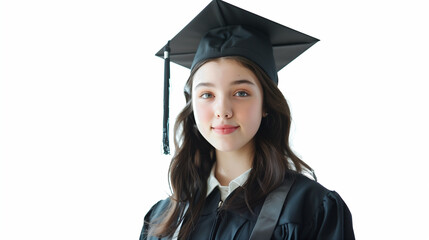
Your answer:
[206,165,252,202]
[172,166,252,239]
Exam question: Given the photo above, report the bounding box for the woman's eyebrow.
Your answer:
[231,79,255,86]
[195,82,215,89]
[195,79,255,89]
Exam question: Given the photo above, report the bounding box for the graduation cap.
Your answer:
[157,0,319,154]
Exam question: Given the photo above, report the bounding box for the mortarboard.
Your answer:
[156,0,319,154]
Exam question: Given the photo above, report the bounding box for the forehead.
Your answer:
[192,58,260,87]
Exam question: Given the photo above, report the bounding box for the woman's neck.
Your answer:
[214,142,254,186]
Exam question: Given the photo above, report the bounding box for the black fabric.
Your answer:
[191,25,277,83]
[140,174,355,240]
[249,177,295,240]
[155,0,318,84]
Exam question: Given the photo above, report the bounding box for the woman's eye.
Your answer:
[200,93,213,99]
[234,91,249,97]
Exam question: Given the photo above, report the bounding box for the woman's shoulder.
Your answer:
[144,198,171,222]
[289,172,331,200]
[274,172,354,239]
[280,173,348,221]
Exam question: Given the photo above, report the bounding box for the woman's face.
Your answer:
[191,58,264,153]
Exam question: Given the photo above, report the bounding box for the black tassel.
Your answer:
[162,41,171,154]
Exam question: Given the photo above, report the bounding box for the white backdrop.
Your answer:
[1,0,428,239]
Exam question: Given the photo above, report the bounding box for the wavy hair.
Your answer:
[148,56,313,239]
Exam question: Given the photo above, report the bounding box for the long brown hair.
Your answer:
[148,56,313,239]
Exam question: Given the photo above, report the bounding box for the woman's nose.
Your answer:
[214,96,233,119]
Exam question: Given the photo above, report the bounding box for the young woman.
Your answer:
[141,1,355,239]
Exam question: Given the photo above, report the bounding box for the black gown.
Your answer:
[140,173,355,240]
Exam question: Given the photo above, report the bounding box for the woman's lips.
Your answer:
[211,125,239,134]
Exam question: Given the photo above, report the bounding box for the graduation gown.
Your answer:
[140,173,355,240]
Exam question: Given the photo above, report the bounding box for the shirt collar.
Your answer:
[206,164,252,199]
